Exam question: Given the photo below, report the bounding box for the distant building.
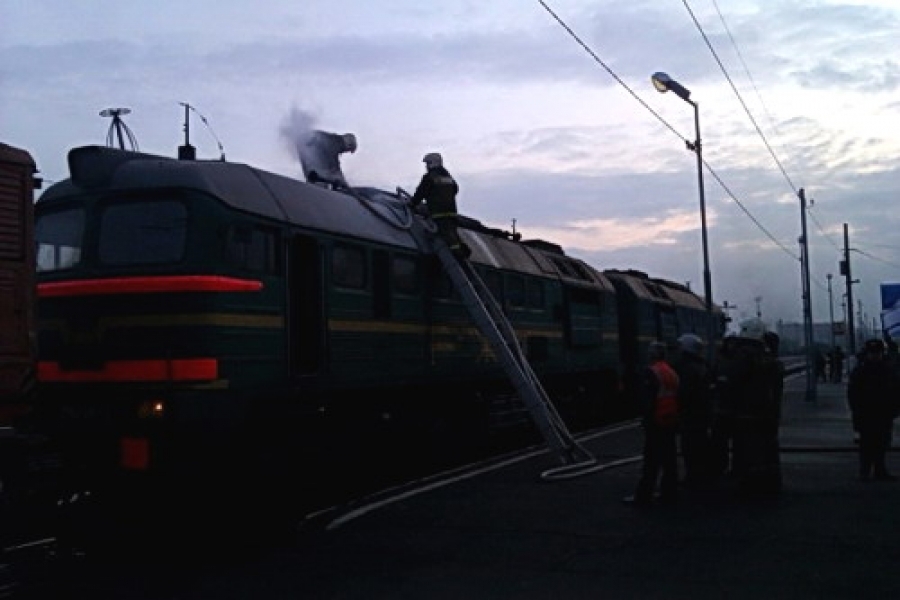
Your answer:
[776,319,877,354]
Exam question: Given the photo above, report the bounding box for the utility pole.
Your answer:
[841,223,856,357]
[858,300,865,344]
[722,300,738,330]
[799,189,815,403]
[827,274,836,350]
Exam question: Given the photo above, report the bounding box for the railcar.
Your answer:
[604,268,726,404]
[0,143,39,419]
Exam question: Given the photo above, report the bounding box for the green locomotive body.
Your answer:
[33,145,638,489]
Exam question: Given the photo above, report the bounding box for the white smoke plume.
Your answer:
[278,105,356,187]
[279,105,319,164]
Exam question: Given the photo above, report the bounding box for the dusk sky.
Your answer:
[3,0,898,336]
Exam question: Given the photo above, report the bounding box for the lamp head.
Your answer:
[651,72,672,93]
[651,71,692,102]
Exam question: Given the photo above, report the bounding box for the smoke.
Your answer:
[279,105,320,162]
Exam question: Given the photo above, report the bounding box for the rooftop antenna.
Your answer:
[100,107,139,150]
[179,102,226,161]
[177,102,196,160]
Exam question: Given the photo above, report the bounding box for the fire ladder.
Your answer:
[426,232,596,475]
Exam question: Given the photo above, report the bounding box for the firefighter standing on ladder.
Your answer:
[410,152,470,258]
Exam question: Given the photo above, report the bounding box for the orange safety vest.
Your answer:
[650,360,680,428]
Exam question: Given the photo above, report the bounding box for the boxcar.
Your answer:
[0,143,38,419]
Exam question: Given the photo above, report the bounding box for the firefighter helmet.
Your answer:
[677,333,704,357]
[423,152,443,168]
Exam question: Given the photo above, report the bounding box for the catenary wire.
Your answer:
[700,2,899,290]
[682,0,798,195]
[538,0,892,319]
[536,0,798,261]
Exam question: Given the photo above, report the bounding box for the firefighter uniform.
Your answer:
[411,153,467,258]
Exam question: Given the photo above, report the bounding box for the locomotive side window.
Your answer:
[526,278,545,310]
[482,269,503,304]
[549,256,592,282]
[433,272,452,299]
[99,200,187,265]
[227,225,280,274]
[549,256,575,278]
[35,208,85,272]
[569,260,592,281]
[391,254,419,296]
[644,281,669,301]
[506,274,525,308]
[332,244,366,289]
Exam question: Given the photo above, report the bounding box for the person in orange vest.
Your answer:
[623,341,681,507]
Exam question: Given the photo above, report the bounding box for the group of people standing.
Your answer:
[624,323,786,507]
[625,326,900,507]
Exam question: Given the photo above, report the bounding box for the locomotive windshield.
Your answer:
[98,200,187,266]
[36,198,188,272]
[35,207,84,272]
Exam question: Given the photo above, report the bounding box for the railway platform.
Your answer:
[282,372,900,599]
[14,371,900,599]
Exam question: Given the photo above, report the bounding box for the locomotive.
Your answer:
[20,130,726,512]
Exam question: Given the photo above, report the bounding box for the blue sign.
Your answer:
[881,283,900,340]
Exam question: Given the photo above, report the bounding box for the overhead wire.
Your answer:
[535,0,798,261]
[687,0,897,304]
[538,0,892,319]
[702,2,898,291]
[710,0,787,157]
[699,1,844,295]
[684,0,797,194]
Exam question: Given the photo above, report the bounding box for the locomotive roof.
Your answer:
[604,268,719,312]
[37,145,615,292]
[39,145,421,250]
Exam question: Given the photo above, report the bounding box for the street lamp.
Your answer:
[651,72,713,359]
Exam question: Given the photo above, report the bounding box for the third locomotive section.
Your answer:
[30,143,724,512]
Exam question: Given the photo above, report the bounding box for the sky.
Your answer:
[2,0,899,339]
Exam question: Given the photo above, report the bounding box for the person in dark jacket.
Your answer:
[410,152,469,258]
[848,339,900,481]
[815,351,827,383]
[672,333,714,489]
[297,130,356,189]
[830,346,845,383]
[711,323,784,496]
[623,341,680,507]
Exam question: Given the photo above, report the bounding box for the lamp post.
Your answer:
[651,72,713,360]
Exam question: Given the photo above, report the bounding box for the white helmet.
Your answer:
[677,333,704,356]
[342,133,357,153]
[423,152,443,168]
[738,317,768,340]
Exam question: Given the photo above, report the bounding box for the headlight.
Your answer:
[137,399,166,419]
